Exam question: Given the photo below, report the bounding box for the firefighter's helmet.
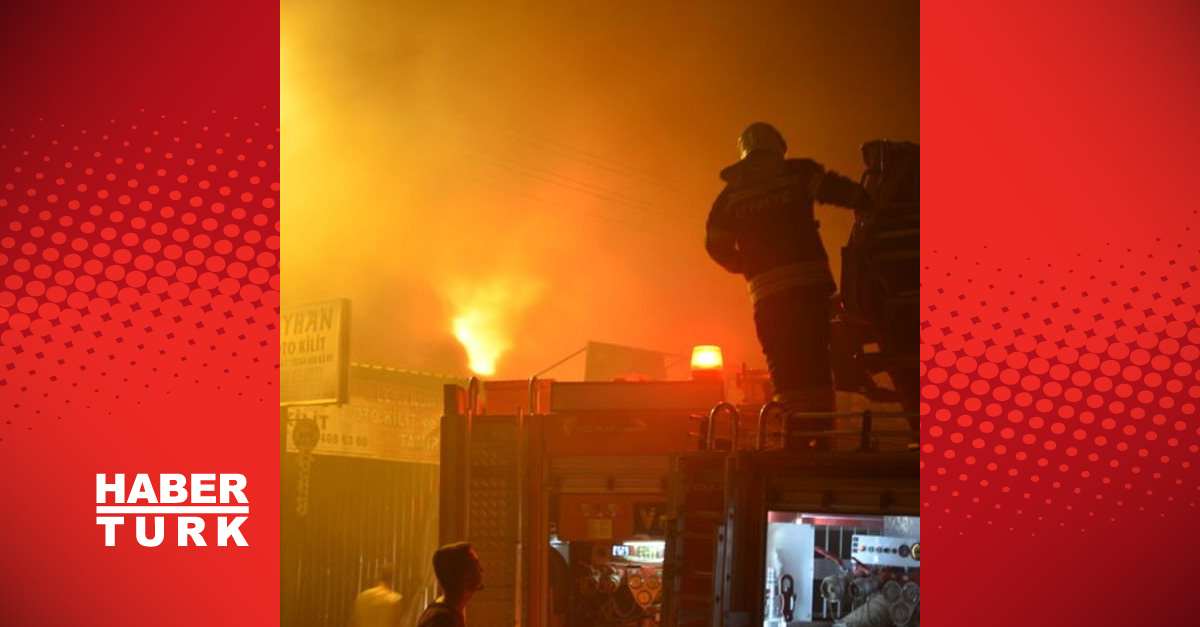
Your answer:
[737,122,787,161]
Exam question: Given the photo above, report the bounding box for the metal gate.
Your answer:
[281,453,440,627]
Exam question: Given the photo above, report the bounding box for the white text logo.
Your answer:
[95,474,249,547]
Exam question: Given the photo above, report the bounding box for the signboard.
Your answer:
[558,494,665,543]
[285,365,464,464]
[584,341,668,382]
[281,299,351,406]
[633,502,667,537]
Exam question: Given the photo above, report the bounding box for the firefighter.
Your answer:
[706,122,870,428]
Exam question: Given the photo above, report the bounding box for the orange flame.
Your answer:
[447,276,543,376]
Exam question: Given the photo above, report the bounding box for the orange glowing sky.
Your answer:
[282,0,918,380]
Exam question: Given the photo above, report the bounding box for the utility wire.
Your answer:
[474,153,692,224]
[481,178,671,237]
[476,147,690,218]
[494,132,707,199]
[420,106,709,199]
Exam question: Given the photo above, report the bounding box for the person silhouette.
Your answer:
[416,542,484,627]
[706,122,870,422]
[350,563,402,627]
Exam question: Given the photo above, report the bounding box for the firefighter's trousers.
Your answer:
[753,285,836,448]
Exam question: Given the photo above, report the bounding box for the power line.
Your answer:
[473,151,692,224]
[478,148,688,217]
[416,107,712,239]
[420,106,710,200]
[492,131,707,199]
[479,176,672,237]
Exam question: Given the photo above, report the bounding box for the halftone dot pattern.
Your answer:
[922,234,1200,534]
[0,110,280,443]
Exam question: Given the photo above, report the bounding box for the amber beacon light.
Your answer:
[690,345,724,380]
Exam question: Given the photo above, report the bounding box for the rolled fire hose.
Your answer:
[888,601,914,627]
[881,580,903,604]
[821,575,847,603]
[851,576,880,601]
[833,592,892,627]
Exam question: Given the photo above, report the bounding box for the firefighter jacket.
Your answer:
[705,157,869,304]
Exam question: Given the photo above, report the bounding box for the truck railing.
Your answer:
[723,403,919,452]
[527,376,539,415]
[756,401,784,450]
[467,376,481,415]
[704,402,741,451]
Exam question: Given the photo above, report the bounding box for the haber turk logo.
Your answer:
[95,474,250,547]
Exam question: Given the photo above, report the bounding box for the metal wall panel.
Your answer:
[282,454,440,627]
[467,415,522,627]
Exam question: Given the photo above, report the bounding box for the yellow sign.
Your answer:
[587,518,614,540]
[281,299,350,406]
[285,365,463,464]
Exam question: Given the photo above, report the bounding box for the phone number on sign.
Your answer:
[320,432,369,448]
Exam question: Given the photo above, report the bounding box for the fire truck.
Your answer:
[438,354,919,627]
[439,140,921,627]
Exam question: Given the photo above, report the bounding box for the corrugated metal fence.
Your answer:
[282,453,439,627]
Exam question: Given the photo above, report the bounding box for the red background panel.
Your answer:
[0,1,279,625]
[7,0,1200,624]
[924,0,1200,624]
